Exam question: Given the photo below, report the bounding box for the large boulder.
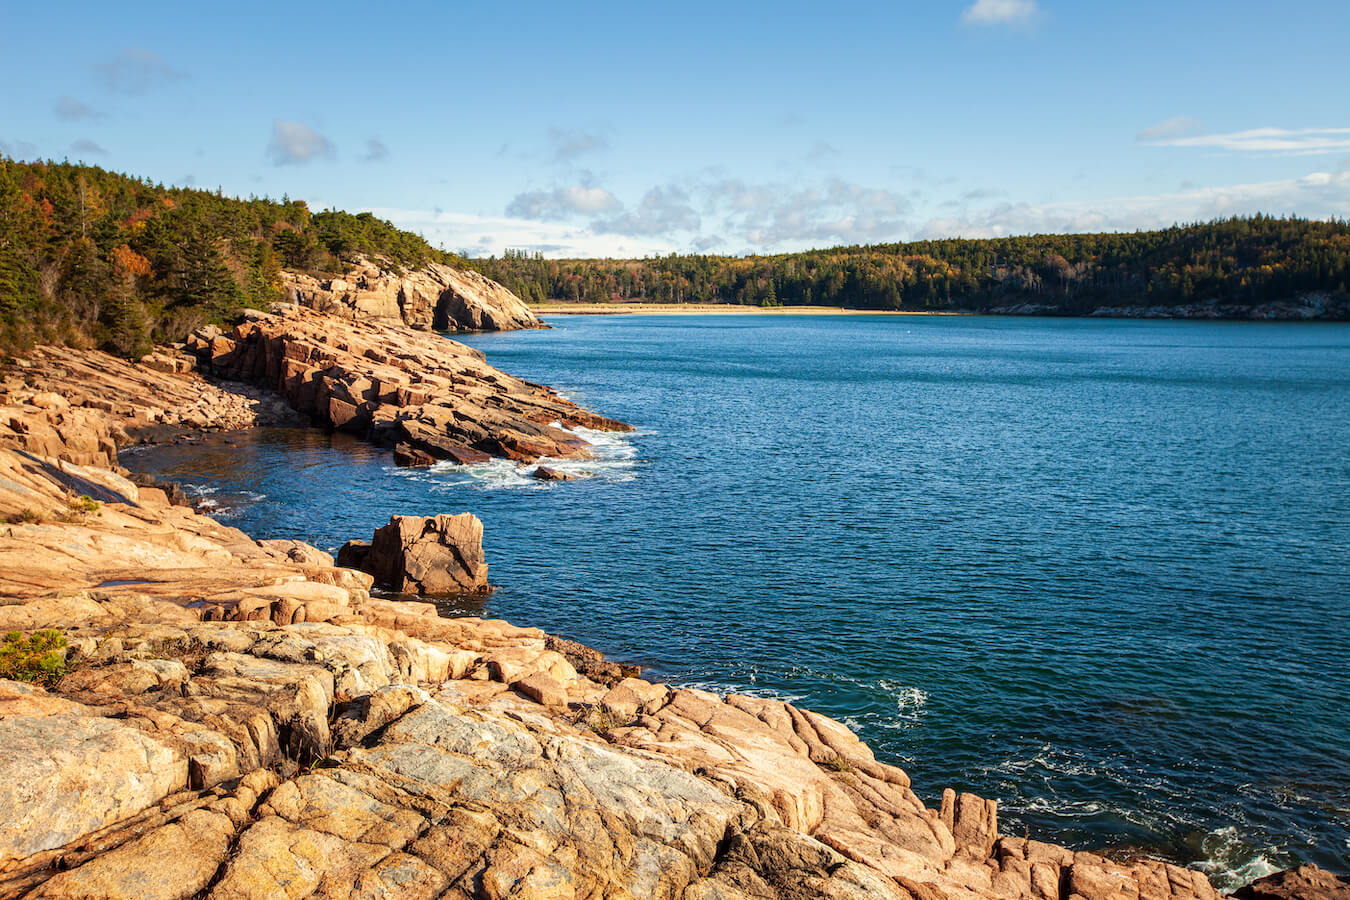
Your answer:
[1233,866,1350,900]
[355,513,490,595]
[279,257,543,333]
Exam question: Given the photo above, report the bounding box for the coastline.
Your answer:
[530,302,965,316]
[0,309,1341,899]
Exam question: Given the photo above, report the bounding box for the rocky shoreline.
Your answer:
[0,307,1343,899]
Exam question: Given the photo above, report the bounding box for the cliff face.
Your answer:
[281,258,544,333]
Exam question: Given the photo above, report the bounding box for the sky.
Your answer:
[3,0,1349,258]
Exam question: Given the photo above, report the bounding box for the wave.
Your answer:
[1192,827,1284,892]
[392,423,649,492]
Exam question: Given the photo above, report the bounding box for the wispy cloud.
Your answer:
[548,127,608,163]
[961,0,1040,27]
[0,139,39,160]
[805,141,840,164]
[267,120,335,165]
[506,182,622,219]
[1143,126,1350,155]
[920,168,1350,239]
[1136,115,1203,141]
[69,139,107,157]
[94,48,185,94]
[54,97,103,121]
[360,139,389,163]
[367,207,673,259]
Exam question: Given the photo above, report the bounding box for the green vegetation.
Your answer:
[8,508,42,525]
[478,216,1350,315]
[61,494,101,521]
[0,629,68,685]
[0,158,465,357]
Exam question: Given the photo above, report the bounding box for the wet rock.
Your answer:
[531,465,574,481]
[1233,866,1350,900]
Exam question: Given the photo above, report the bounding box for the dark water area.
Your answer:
[123,314,1350,887]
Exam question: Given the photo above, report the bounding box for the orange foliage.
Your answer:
[110,244,153,278]
[123,207,154,229]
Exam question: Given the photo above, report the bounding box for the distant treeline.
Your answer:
[0,159,465,357]
[477,216,1350,315]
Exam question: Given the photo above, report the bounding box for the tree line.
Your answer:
[0,158,464,357]
[476,216,1350,315]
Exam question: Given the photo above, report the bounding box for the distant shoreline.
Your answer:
[530,302,964,316]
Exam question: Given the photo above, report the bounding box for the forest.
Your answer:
[0,158,465,357]
[3,158,1348,359]
[476,217,1350,315]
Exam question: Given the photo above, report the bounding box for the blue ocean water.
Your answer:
[125,314,1350,886]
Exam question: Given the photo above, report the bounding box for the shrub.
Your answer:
[62,494,100,519]
[0,629,68,685]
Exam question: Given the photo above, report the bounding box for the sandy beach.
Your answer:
[530,302,962,316]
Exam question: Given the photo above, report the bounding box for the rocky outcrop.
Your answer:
[187,304,630,464]
[341,514,490,595]
[0,345,301,472]
[281,256,543,332]
[1233,866,1350,900]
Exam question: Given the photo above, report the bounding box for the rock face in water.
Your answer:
[349,513,491,595]
[280,256,543,333]
[188,304,630,464]
[1233,866,1350,900]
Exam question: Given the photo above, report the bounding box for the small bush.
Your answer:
[61,495,101,520]
[822,755,854,773]
[9,508,42,525]
[0,629,69,685]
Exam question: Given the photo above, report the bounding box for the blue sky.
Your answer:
[3,0,1348,257]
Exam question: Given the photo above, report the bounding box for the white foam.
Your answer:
[393,423,648,492]
[1192,826,1284,892]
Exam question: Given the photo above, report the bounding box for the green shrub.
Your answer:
[62,494,100,520]
[0,629,68,685]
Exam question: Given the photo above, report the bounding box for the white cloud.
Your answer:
[592,186,701,236]
[267,120,335,165]
[705,177,913,247]
[367,207,673,258]
[506,183,621,219]
[1136,116,1203,141]
[94,48,185,94]
[961,0,1039,26]
[919,168,1350,239]
[1143,126,1350,155]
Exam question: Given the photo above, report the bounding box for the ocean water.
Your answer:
[124,314,1350,887]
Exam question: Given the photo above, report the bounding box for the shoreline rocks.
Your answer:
[188,304,630,464]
